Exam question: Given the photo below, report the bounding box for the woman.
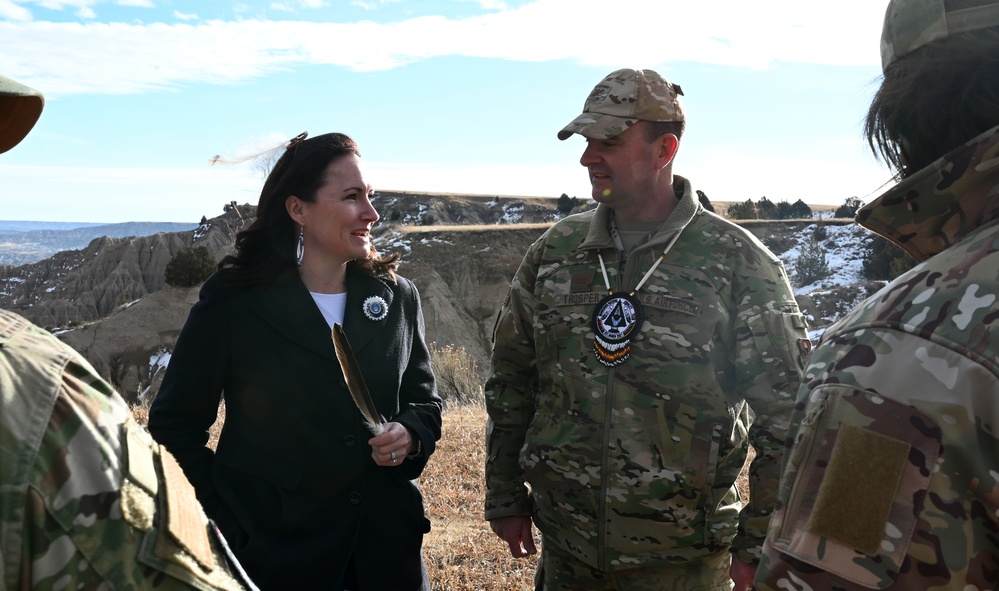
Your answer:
[149,132,442,590]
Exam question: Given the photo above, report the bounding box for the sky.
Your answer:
[1,0,896,224]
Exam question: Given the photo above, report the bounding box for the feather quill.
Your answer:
[332,323,384,435]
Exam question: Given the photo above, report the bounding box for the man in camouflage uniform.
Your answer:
[753,1,999,589]
[484,68,810,591]
[0,75,256,590]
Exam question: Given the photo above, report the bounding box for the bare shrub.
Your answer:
[132,400,225,451]
[430,343,484,410]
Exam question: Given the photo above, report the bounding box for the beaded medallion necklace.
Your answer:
[591,223,684,367]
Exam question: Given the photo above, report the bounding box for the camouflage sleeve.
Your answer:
[756,329,999,588]
[483,238,543,521]
[16,358,254,590]
[730,256,809,565]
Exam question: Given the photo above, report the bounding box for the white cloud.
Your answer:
[29,0,96,12]
[117,0,153,7]
[0,0,890,96]
[173,10,197,20]
[1,163,264,223]
[270,0,330,7]
[350,0,399,9]
[24,0,100,18]
[455,0,508,9]
[0,0,33,21]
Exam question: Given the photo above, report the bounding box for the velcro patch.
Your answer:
[160,450,215,572]
[556,291,604,307]
[126,423,159,496]
[807,424,910,555]
[121,479,155,531]
[637,293,700,316]
[570,269,596,292]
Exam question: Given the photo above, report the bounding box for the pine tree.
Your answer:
[726,199,757,219]
[164,246,216,287]
[794,237,830,287]
[835,197,864,218]
[862,235,916,281]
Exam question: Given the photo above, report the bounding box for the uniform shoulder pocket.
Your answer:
[768,385,940,589]
[745,310,810,394]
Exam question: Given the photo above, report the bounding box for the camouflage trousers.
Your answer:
[536,541,733,591]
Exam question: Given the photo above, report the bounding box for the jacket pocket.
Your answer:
[746,310,809,395]
[768,385,940,589]
[652,394,718,545]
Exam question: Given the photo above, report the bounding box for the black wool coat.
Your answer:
[148,267,442,590]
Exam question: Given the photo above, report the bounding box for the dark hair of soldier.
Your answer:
[642,120,686,143]
[864,26,999,179]
[218,132,400,287]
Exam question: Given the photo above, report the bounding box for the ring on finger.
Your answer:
[390,451,397,462]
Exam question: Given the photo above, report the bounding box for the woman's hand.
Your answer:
[369,422,417,466]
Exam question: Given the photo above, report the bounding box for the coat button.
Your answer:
[344,435,356,447]
[349,492,361,505]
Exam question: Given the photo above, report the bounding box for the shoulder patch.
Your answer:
[806,424,910,555]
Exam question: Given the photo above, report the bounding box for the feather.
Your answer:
[332,323,384,435]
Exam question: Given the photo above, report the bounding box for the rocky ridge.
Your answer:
[1,192,876,403]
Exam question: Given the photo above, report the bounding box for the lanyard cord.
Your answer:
[597,226,684,296]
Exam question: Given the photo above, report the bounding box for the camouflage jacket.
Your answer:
[754,125,999,590]
[0,309,255,591]
[484,177,809,571]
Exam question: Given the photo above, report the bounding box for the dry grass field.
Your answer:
[420,404,539,591]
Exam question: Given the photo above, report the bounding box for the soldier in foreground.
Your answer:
[753,0,999,588]
[484,68,810,591]
[0,74,256,590]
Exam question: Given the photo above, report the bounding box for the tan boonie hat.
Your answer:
[0,75,44,154]
[881,0,999,69]
[558,68,684,141]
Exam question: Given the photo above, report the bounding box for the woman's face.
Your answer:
[289,153,380,267]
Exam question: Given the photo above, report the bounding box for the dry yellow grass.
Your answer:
[420,404,539,591]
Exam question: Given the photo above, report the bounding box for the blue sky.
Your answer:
[1,0,892,223]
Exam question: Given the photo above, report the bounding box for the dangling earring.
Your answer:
[296,227,305,267]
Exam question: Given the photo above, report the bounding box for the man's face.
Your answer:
[579,123,661,212]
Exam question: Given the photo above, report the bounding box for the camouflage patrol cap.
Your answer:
[881,0,999,69]
[558,68,684,141]
[0,75,44,154]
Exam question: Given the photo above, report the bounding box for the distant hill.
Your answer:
[0,192,879,404]
[0,221,106,232]
[0,221,199,266]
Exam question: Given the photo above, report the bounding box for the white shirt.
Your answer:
[310,292,347,327]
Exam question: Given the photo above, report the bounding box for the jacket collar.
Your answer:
[246,268,396,361]
[578,175,701,253]
[857,123,999,262]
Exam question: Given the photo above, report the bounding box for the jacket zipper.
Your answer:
[596,250,626,570]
